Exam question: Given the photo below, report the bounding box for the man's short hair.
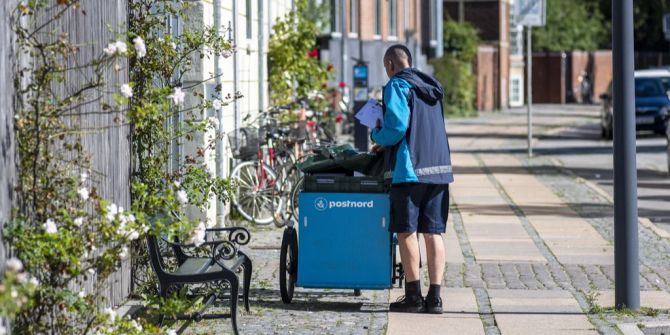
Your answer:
[384,44,413,67]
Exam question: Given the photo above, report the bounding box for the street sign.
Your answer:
[663,14,670,41]
[515,0,546,27]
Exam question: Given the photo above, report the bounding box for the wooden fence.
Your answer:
[1,0,133,309]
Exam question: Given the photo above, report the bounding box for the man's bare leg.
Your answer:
[423,233,445,284]
[423,233,445,314]
[390,232,426,312]
[398,232,421,281]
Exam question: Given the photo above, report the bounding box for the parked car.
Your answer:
[599,69,670,140]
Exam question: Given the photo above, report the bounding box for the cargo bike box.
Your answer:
[279,171,404,304]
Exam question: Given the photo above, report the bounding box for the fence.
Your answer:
[1,0,132,308]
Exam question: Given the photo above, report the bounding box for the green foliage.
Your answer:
[4,0,236,333]
[532,0,606,52]
[431,20,479,117]
[268,0,331,111]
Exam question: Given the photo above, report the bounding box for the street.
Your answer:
[178,105,670,334]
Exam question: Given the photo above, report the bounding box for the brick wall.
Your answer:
[592,50,613,101]
[569,51,590,103]
[477,45,499,111]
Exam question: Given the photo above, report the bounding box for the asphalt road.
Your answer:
[515,105,670,233]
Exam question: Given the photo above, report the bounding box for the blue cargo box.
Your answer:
[297,192,392,289]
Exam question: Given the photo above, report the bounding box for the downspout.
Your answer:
[233,0,240,132]
[436,0,443,58]
[214,0,225,226]
[414,0,420,67]
[258,0,265,114]
[340,0,348,103]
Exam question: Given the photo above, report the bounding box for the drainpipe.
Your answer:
[233,0,240,136]
[340,0,348,105]
[213,0,225,227]
[258,0,265,114]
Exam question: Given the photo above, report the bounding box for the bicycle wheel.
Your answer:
[289,176,304,222]
[230,161,281,225]
[279,226,298,304]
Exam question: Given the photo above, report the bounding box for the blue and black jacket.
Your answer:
[371,68,453,184]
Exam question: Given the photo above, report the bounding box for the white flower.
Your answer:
[16,273,29,284]
[74,217,85,227]
[78,187,89,201]
[176,189,188,205]
[212,99,223,110]
[131,320,143,331]
[104,307,117,321]
[208,116,220,130]
[11,289,18,299]
[106,203,119,221]
[78,291,86,298]
[119,246,129,260]
[87,268,96,275]
[43,219,57,234]
[29,277,39,286]
[168,87,186,105]
[120,84,133,98]
[173,181,181,188]
[6,257,23,272]
[127,230,140,241]
[80,171,89,183]
[132,36,146,58]
[103,43,117,56]
[222,48,233,58]
[114,40,127,54]
[187,222,207,247]
[169,42,177,50]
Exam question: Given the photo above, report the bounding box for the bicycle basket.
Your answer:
[228,127,260,160]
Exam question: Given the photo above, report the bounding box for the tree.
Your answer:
[532,0,606,52]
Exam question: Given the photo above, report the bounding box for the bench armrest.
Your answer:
[204,227,251,246]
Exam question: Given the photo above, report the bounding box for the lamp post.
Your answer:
[612,0,640,310]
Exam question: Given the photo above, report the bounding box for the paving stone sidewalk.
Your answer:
[179,107,670,334]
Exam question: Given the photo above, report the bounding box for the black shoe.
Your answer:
[425,295,443,314]
[389,294,426,313]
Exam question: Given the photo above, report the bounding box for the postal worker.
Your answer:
[371,44,454,314]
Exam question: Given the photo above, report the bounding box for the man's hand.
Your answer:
[371,144,385,153]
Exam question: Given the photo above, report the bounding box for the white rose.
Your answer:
[168,87,186,105]
[119,246,129,260]
[80,171,88,183]
[176,189,188,205]
[114,40,127,54]
[43,219,58,234]
[212,99,223,111]
[120,84,133,98]
[74,217,85,227]
[6,257,23,272]
[78,187,89,201]
[132,36,146,58]
[127,230,140,241]
[103,43,117,56]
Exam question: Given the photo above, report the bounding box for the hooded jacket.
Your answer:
[371,68,453,184]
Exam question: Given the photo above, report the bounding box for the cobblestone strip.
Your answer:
[473,153,619,334]
[451,204,500,335]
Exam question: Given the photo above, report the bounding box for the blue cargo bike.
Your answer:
[279,174,405,303]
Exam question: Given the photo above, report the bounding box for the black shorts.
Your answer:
[389,183,450,234]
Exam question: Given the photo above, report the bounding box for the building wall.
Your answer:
[323,0,441,96]
[183,0,293,225]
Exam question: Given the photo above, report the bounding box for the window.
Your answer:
[246,0,252,39]
[388,0,397,37]
[349,0,358,35]
[430,0,438,42]
[374,0,381,36]
[330,0,340,33]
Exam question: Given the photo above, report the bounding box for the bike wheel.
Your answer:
[280,227,298,304]
[230,161,281,225]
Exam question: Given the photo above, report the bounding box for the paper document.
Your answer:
[355,99,383,129]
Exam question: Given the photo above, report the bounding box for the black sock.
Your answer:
[427,284,441,299]
[405,280,421,297]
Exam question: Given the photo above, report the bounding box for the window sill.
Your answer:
[373,34,382,40]
[387,35,398,41]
